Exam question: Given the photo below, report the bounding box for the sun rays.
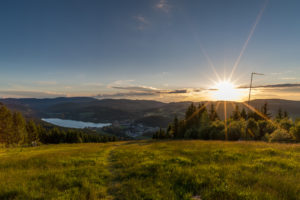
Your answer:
[191,0,270,139]
[200,0,269,101]
[229,0,269,80]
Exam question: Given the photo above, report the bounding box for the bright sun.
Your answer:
[212,81,241,101]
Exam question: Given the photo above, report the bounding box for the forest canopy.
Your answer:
[153,102,300,143]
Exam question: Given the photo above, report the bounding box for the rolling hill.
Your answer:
[1,98,300,128]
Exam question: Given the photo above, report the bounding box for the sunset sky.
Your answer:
[0,0,300,101]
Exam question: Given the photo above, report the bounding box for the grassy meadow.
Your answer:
[0,140,300,200]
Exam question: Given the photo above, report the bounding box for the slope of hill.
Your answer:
[1,141,299,199]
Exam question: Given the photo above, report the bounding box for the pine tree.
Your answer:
[276,108,283,120]
[241,108,247,120]
[178,120,186,138]
[198,103,207,118]
[173,116,179,138]
[209,103,219,121]
[261,102,271,119]
[0,105,13,145]
[232,105,241,120]
[284,110,289,118]
[166,124,173,138]
[185,103,196,120]
[26,120,39,144]
[11,112,27,145]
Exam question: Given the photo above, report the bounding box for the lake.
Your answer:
[42,118,111,129]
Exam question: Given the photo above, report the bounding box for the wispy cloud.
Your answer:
[111,85,193,94]
[81,82,104,88]
[271,70,293,76]
[94,88,203,102]
[134,15,149,30]
[280,77,297,80]
[271,72,283,75]
[254,83,300,88]
[108,80,134,87]
[134,15,148,24]
[239,83,300,89]
[92,82,204,102]
[95,92,155,99]
[0,90,66,98]
[112,86,159,92]
[155,0,170,13]
[34,81,57,85]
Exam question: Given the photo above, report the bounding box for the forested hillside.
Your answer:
[0,103,116,146]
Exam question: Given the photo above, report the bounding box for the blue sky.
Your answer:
[0,0,300,101]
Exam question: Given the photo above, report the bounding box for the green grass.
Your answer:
[0,140,300,200]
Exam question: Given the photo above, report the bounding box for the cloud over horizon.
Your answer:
[239,83,300,89]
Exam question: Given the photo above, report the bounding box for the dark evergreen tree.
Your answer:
[178,120,186,138]
[197,103,207,120]
[276,108,283,120]
[26,120,39,144]
[284,110,289,118]
[261,102,271,119]
[185,103,196,120]
[209,103,219,121]
[240,108,247,120]
[166,124,173,138]
[11,112,27,144]
[0,105,13,145]
[173,116,179,138]
[231,105,241,120]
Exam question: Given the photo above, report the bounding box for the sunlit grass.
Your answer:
[0,141,300,199]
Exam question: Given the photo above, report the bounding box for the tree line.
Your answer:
[0,103,116,146]
[153,102,300,142]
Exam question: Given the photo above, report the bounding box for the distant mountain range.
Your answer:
[1,97,300,127]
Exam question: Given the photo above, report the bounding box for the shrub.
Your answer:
[246,118,259,140]
[290,121,300,142]
[198,123,212,140]
[209,120,225,140]
[279,118,293,131]
[184,128,199,139]
[269,129,293,143]
[227,120,246,141]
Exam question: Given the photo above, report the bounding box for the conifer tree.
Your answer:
[232,105,241,120]
[166,124,173,138]
[185,103,196,120]
[261,102,271,119]
[209,103,219,121]
[173,116,179,138]
[276,108,283,120]
[0,105,13,145]
[241,108,247,119]
[26,120,39,144]
[284,110,289,118]
[11,112,27,145]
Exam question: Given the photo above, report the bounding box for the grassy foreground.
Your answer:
[0,141,300,200]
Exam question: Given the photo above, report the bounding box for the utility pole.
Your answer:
[248,72,264,105]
